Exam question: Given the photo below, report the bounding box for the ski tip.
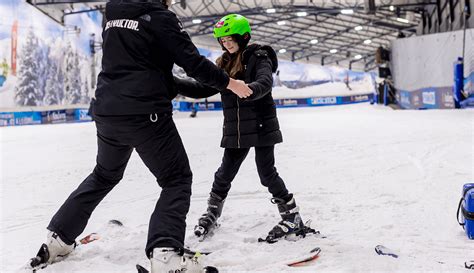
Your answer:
[287,249,321,267]
[79,233,100,245]
[136,264,149,273]
[310,247,321,254]
[108,219,123,226]
[465,260,474,269]
[374,245,399,258]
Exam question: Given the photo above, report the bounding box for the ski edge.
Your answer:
[287,247,321,267]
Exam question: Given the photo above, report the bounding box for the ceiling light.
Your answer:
[389,6,395,11]
[341,9,354,15]
[330,49,338,54]
[277,21,286,26]
[279,49,287,54]
[396,17,410,24]
[354,54,363,60]
[296,11,308,17]
[354,25,363,31]
[310,39,318,44]
[192,19,202,24]
[266,8,276,13]
[364,39,372,44]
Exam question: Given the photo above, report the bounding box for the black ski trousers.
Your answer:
[211,146,289,200]
[47,114,192,257]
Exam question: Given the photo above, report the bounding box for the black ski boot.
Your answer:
[194,192,225,237]
[260,196,316,243]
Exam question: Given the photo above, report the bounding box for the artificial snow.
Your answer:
[1,104,473,272]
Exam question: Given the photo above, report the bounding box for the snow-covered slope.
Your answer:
[1,104,472,272]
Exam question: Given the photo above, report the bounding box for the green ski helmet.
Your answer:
[213,14,251,49]
[213,14,251,38]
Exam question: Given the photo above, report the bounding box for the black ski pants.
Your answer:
[47,114,192,257]
[211,146,289,200]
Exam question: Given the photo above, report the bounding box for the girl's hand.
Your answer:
[227,78,253,98]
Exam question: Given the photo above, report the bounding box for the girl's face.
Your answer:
[221,36,239,54]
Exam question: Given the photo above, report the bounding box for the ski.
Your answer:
[183,248,212,256]
[287,247,321,267]
[136,264,219,273]
[465,260,474,270]
[374,245,399,258]
[136,264,149,273]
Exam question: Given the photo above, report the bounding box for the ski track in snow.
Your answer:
[1,104,473,272]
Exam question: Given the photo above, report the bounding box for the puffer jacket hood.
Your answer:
[244,44,278,73]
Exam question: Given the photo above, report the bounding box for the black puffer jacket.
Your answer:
[176,44,282,148]
[93,0,229,116]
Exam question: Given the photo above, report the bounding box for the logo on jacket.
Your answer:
[105,19,140,32]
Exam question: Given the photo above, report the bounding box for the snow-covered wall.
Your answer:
[195,47,376,93]
[391,28,474,109]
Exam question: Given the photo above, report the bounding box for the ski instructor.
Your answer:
[30,0,252,272]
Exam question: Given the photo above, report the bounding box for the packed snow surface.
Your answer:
[1,104,473,272]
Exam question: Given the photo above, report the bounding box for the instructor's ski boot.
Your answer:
[30,231,76,268]
[260,196,314,243]
[194,192,225,237]
[150,247,207,273]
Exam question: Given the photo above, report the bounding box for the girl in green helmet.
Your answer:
[175,14,314,243]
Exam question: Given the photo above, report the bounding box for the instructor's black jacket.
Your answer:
[94,0,230,115]
[175,44,282,148]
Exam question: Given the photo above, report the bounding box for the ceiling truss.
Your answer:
[25,0,436,70]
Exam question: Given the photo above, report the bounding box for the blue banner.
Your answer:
[397,87,455,109]
[13,112,42,126]
[75,109,92,122]
[0,94,374,127]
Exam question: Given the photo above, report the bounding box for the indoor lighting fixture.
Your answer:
[266,8,276,13]
[330,49,338,54]
[389,6,395,11]
[277,21,286,26]
[364,39,372,44]
[297,11,308,17]
[341,9,354,15]
[192,19,202,24]
[354,25,363,31]
[396,17,410,24]
[310,39,318,44]
[279,49,287,54]
[354,54,363,60]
